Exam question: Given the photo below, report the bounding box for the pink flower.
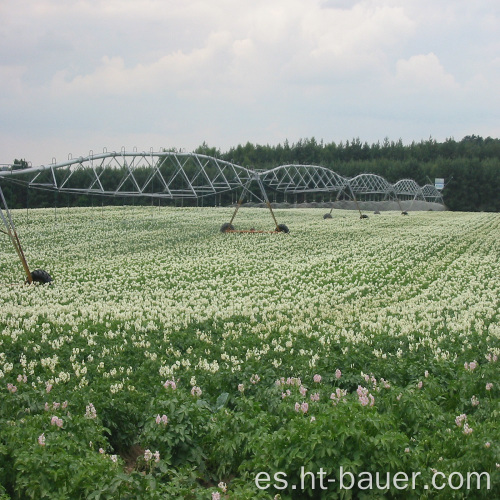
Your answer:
[38,433,46,446]
[486,383,493,391]
[7,383,17,393]
[301,402,309,413]
[299,385,307,397]
[471,395,479,407]
[163,379,177,390]
[417,381,423,389]
[357,386,374,406]
[455,414,467,427]
[465,361,477,372]
[212,493,221,500]
[380,378,391,389]
[85,403,97,419]
[330,388,347,405]
[156,414,168,425]
[250,374,260,384]
[313,374,322,383]
[50,416,63,427]
[287,377,301,386]
[463,423,473,435]
[335,369,342,379]
[46,383,52,393]
[294,402,300,412]
[99,448,105,454]
[485,442,491,448]
[310,393,320,402]
[191,386,202,397]
[238,383,245,392]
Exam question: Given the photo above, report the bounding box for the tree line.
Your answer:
[2,135,499,212]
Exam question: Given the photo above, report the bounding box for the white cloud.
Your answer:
[0,0,499,165]
[395,53,458,92]
[0,65,28,99]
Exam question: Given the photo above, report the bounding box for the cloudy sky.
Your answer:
[1,0,499,166]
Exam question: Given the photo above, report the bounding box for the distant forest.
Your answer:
[2,135,499,212]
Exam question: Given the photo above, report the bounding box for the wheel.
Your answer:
[277,224,289,233]
[360,214,369,219]
[29,269,53,284]
[402,211,408,215]
[323,213,333,219]
[220,223,235,233]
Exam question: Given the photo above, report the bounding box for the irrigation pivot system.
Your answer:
[0,149,444,206]
[0,185,52,284]
[0,149,445,281]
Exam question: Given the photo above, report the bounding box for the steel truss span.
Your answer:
[259,164,346,193]
[0,150,444,205]
[394,179,425,200]
[0,151,253,199]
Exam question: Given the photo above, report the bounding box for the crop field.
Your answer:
[0,206,499,499]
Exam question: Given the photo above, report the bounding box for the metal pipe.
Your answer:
[0,186,32,283]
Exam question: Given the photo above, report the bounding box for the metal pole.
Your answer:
[330,188,343,215]
[256,176,280,230]
[0,186,32,282]
[229,178,252,226]
[348,184,363,217]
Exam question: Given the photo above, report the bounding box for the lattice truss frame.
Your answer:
[421,184,444,204]
[343,173,399,202]
[259,165,346,193]
[393,179,425,201]
[1,151,253,199]
[0,151,445,204]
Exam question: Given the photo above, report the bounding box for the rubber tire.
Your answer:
[220,223,235,233]
[323,213,333,219]
[277,224,289,233]
[30,269,53,284]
